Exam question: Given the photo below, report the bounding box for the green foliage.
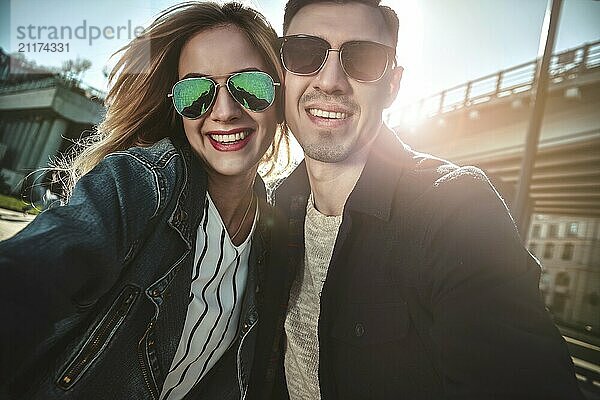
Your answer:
[0,194,41,215]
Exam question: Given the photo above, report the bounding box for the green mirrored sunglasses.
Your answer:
[168,70,280,119]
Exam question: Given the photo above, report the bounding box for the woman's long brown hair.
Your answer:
[64,1,288,196]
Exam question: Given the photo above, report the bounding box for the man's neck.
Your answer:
[304,125,384,216]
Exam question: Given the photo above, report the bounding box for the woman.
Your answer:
[0,2,290,399]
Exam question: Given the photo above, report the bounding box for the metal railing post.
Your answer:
[464,81,472,106]
[513,0,564,238]
[495,71,503,96]
[580,43,590,72]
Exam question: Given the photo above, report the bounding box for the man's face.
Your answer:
[284,2,402,163]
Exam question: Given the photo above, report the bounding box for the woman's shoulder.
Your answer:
[106,137,181,171]
[99,138,184,189]
[90,137,184,214]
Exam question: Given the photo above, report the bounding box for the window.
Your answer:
[544,243,555,259]
[531,225,541,238]
[562,243,574,261]
[552,293,567,314]
[528,243,538,256]
[587,292,599,307]
[548,224,559,238]
[555,272,571,286]
[567,222,578,237]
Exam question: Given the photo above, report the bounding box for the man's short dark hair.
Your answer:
[283,0,399,47]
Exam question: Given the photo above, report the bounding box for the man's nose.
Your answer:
[313,49,352,95]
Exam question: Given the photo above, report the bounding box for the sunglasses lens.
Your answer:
[228,71,276,112]
[341,42,389,81]
[172,78,215,119]
[282,36,329,75]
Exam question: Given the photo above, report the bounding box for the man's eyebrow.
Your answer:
[180,67,261,80]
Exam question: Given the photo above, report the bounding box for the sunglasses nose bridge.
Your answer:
[210,81,243,121]
[213,81,236,104]
[317,47,344,73]
[322,47,340,61]
[318,47,351,81]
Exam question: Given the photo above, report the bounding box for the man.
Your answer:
[272,0,584,399]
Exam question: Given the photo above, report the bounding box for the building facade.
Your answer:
[528,215,600,333]
[0,48,105,200]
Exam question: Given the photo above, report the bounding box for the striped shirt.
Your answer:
[160,194,257,400]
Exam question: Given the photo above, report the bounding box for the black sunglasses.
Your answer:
[280,34,396,82]
[168,71,280,120]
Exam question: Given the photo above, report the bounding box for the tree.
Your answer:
[60,57,92,83]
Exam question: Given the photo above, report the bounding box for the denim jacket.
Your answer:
[0,136,291,399]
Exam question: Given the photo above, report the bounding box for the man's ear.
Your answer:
[384,66,403,108]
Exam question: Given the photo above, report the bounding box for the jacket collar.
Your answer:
[277,127,409,222]
[168,135,208,249]
[345,128,408,221]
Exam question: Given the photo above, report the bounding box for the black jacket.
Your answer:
[272,129,584,399]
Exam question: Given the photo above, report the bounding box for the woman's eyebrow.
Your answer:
[181,72,207,79]
[180,67,261,80]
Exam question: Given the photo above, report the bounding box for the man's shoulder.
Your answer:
[394,143,500,216]
[407,149,489,192]
[390,142,516,251]
[373,128,470,187]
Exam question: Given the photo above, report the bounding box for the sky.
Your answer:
[1,0,599,117]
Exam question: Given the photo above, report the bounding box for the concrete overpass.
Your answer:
[392,40,600,219]
[0,50,105,193]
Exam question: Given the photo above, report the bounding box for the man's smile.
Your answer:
[307,108,349,119]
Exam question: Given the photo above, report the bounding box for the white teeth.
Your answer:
[210,130,250,143]
[308,108,348,119]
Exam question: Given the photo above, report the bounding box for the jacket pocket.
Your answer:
[330,301,409,345]
[328,301,411,399]
[56,284,140,390]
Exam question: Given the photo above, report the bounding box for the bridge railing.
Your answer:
[395,40,600,124]
[0,75,106,103]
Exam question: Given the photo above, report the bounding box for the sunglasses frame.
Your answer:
[280,34,397,83]
[168,70,280,120]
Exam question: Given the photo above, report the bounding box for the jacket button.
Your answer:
[354,323,365,337]
[151,289,160,297]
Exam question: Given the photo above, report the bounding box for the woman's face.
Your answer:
[177,24,278,178]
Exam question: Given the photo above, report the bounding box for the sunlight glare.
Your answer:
[382,0,425,129]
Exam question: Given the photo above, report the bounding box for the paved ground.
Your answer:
[0,207,35,241]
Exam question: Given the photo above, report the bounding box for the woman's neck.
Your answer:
[207,168,257,245]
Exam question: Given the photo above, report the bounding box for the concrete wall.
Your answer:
[0,79,104,194]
